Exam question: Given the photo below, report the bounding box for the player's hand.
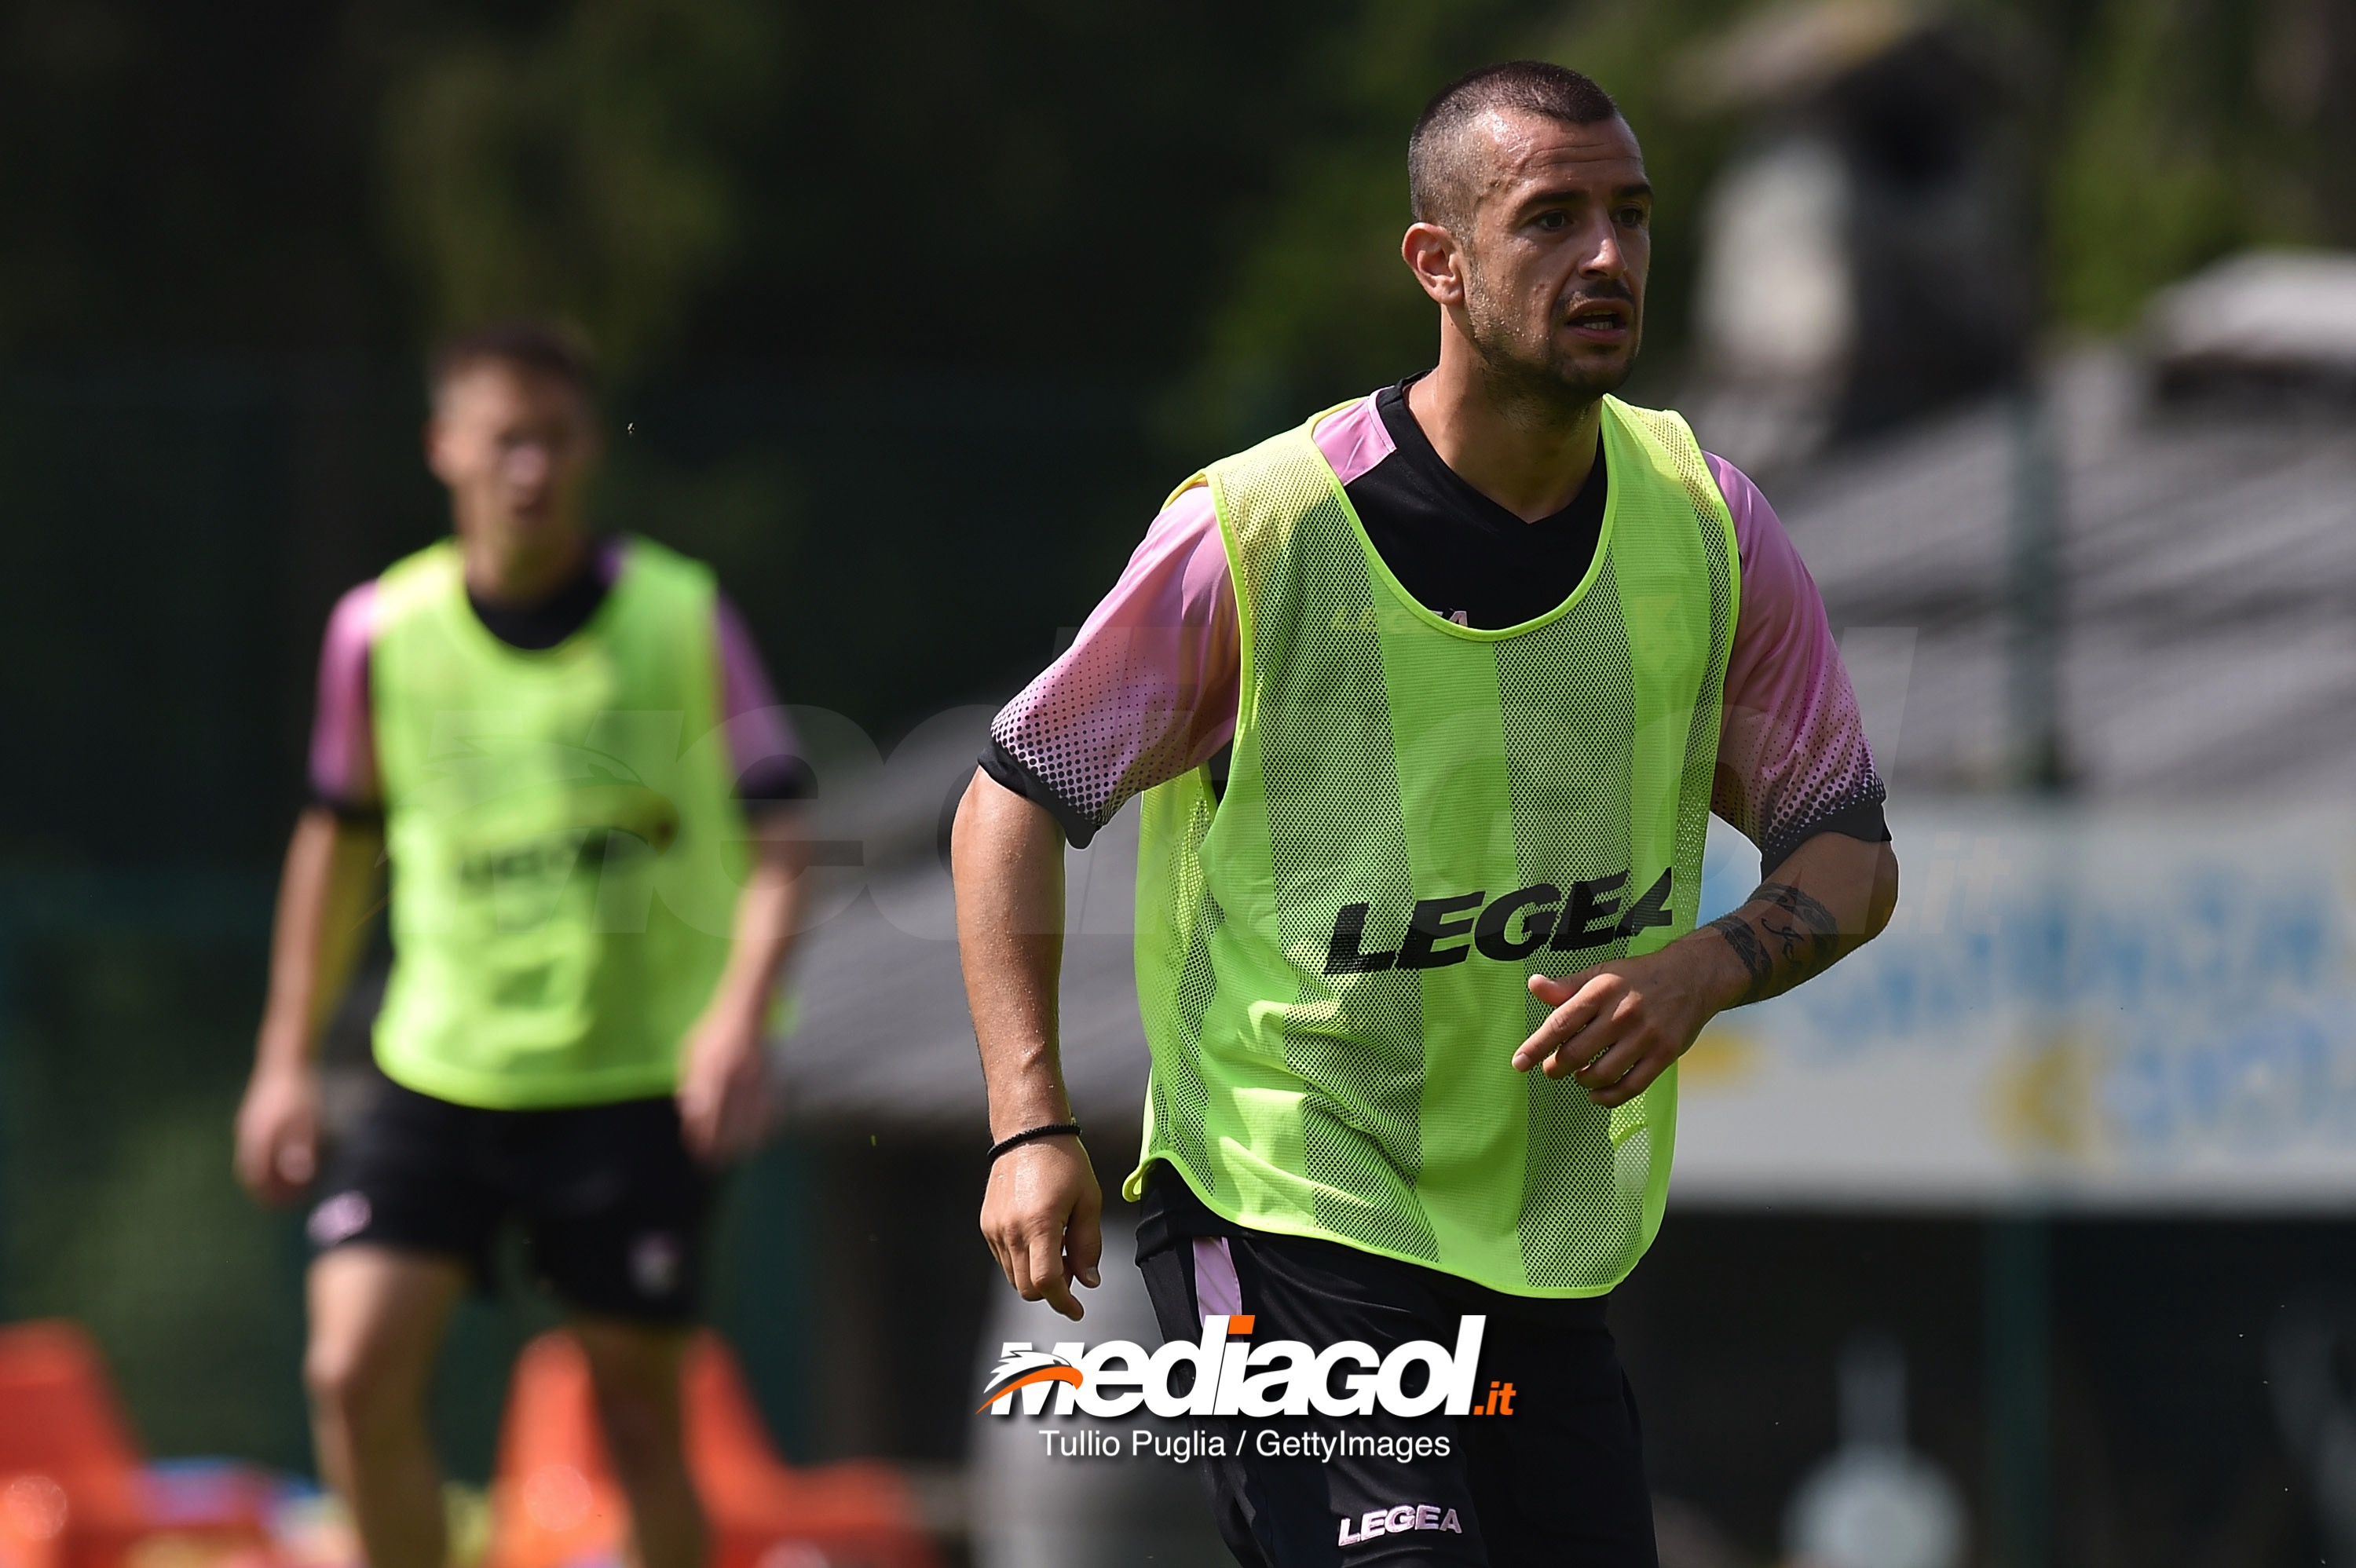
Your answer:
[235,1057,321,1205]
[678,1010,775,1167]
[1512,945,1730,1106]
[981,1135,1102,1321]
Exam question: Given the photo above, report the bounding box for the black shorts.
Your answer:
[306,1073,711,1326]
[1136,1171,1656,1567]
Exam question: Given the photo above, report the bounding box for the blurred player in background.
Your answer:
[956,63,1898,1567]
[234,323,807,1568]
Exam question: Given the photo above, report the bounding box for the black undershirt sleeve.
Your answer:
[308,791,386,825]
[1758,800,1890,880]
[736,755,817,806]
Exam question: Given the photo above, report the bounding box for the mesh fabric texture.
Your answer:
[1128,397,1737,1296]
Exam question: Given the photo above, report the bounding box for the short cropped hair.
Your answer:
[427,320,596,408]
[1409,61,1621,234]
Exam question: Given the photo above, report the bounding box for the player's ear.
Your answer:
[1402,221,1466,306]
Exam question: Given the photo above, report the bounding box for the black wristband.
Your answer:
[987,1121,1085,1163]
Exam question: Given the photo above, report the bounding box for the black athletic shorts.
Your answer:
[1136,1168,1657,1567]
[306,1072,710,1325]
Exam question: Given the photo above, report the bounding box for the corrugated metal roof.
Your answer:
[1772,350,2356,796]
[777,728,1149,1139]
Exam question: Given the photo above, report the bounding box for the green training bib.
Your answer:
[370,537,746,1109]
[1127,396,1738,1296]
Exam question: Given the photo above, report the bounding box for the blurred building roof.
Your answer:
[779,861,1150,1146]
[1767,338,2356,799]
[775,718,1151,1142]
[1676,0,1941,115]
[777,328,2356,1131]
[2146,250,2356,394]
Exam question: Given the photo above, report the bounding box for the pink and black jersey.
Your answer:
[985,382,1886,875]
[307,538,807,815]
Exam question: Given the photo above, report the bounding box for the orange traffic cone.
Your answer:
[485,1332,936,1568]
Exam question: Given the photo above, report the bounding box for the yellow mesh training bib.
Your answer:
[1128,396,1738,1296]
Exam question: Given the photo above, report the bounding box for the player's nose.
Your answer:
[505,443,554,488]
[1581,222,1628,280]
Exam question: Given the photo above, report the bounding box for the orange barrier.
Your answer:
[486,1332,938,1568]
[0,1321,273,1568]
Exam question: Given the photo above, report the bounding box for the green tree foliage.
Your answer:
[373,0,778,371]
[2042,0,2328,331]
[1166,0,1817,448]
[1174,0,2356,417]
[3,0,2349,371]
[1165,0,1540,451]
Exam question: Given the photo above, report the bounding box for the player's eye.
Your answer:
[1617,207,1649,228]
[1537,210,1568,231]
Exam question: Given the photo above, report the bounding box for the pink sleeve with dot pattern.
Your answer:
[1707,452,1887,872]
[984,483,1240,843]
[985,407,1884,864]
[713,593,809,802]
[984,398,1392,845]
[307,581,382,812]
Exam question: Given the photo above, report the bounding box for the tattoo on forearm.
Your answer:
[1758,880,1840,963]
[1706,912,1773,1004]
[1710,880,1848,1007]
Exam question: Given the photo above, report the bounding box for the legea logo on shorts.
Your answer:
[977,1314,1487,1419]
[1338,1503,1463,1546]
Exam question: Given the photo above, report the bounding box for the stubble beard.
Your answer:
[1460,259,1636,423]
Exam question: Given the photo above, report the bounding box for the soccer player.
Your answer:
[953,63,1899,1566]
[233,323,807,1568]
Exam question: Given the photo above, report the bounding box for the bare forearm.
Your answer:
[952,769,1074,1139]
[256,807,382,1070]
[704,811,807,1030]
[1513,833,1897,1102]
[1702,832,1899,1008]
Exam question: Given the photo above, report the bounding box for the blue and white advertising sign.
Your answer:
[1677,801,2356,1208]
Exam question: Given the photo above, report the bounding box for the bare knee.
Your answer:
[305,1329,422,1431]
[303,1249,459,1435]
